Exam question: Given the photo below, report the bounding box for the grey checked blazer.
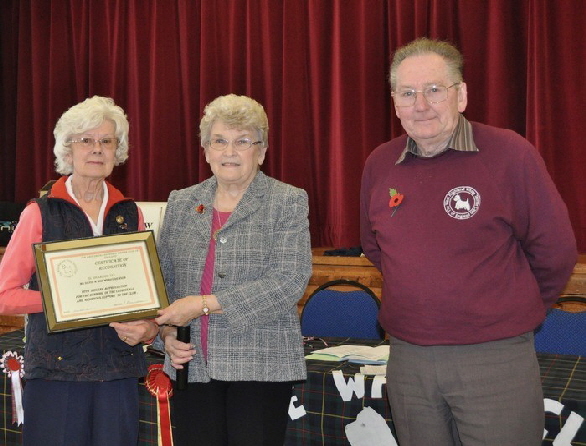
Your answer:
[157,172,311,382]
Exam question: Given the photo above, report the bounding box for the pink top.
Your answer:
[0,204,44,314]
[199,209,231,359]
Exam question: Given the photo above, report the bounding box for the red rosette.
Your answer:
[146,364,174,446]
[1,351,24,425]
[6,357,21,373]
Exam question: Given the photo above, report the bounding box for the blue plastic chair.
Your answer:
[300,279,384,339]
[534,296,586,356]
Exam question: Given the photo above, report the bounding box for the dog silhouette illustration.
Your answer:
[453,194,471,211]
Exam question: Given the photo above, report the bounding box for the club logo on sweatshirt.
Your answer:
[443,186,480,220]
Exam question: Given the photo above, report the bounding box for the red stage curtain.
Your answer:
[1,0,585,251]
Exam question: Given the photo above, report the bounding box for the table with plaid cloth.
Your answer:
[285,337,586,446]
[0,331,584,445]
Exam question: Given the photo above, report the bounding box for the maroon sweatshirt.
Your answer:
[360,121,577,345]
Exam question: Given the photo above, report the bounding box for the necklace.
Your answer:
[212,208,229,241]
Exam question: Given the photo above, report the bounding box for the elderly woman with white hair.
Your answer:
[0,95,159,446]
[155,94,311,445]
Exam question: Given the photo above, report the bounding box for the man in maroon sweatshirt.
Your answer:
[360,37,577,446]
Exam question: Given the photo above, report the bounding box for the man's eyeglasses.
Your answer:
[208,138,263,151]
[392,83,461,107]
[67,137,119,149]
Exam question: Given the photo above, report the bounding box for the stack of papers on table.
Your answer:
[305,344,389,365]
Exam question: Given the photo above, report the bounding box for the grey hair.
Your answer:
[199,94,269,148]
[53,96,130,175]
[389,37,464,90]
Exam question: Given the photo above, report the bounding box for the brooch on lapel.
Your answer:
[116,215,127,230]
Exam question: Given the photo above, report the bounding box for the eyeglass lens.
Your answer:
[70,137,118,149]
[209,138,259,151]
[393,84,457,106]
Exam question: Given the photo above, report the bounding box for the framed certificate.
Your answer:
[33,231,169,332]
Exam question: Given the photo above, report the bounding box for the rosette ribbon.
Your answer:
[146,364,174,446]
[0,351,25,425]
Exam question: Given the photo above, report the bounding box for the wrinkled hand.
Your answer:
[161,326,196,370]
[155,296,198,327]
[110,319,158,346]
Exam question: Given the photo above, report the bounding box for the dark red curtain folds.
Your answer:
[1,0,585,251]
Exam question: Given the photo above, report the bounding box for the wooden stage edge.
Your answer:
[0,247,585,332]
[301,249,586,314]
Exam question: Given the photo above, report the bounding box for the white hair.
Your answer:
[199,94,269,148]
[53,96,130,175]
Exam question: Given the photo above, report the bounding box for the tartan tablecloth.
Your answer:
[285,337,586,446]
[540,354,586,445]
[1,331,584,445]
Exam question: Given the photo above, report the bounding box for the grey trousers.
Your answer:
[386,332,544,446]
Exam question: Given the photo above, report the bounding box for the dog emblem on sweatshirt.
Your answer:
[443,186,480,219]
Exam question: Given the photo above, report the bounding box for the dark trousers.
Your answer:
[171,379,294,446]
[386,332,544,446]
[23,378,139,446]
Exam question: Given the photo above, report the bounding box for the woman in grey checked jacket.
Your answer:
[155,94,312,446]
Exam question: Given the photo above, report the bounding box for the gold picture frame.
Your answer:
[33,231,169,332]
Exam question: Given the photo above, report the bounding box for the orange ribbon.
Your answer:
[146,364,174,446]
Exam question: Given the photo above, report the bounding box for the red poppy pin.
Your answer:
[195,204,205,214]
[389,188,404,216]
